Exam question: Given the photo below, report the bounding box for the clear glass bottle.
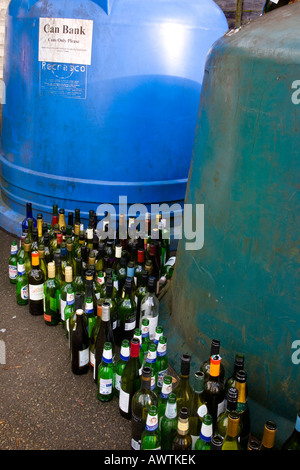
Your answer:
[139,276,159,340]
[172,407,192,450]
[222,411,241,450]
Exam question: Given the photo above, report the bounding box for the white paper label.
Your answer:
[119,388,130,413]
[29,284,44,301]
[39,18,94,65]
[79,347,89,367]
[99,378,113,395]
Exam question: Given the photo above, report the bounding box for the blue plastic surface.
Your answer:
[0,0,228,234]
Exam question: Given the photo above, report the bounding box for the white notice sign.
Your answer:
[39,17,93,65]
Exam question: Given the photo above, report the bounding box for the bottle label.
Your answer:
[141,314,158,340]
[29,283,44,301]
[60,299,66,319]
[9,265,17,279]
[197,404,208,418]
[97,276,105,285]
[112,320,118,330]
[21,285,29,300]
[99,378,113,395]
[145,413,158,431]
[217,399,225,417]
[178,420,189,434]
[146,349,156,364]
[119,388,130,413]
[44,312,52,323]
[200,423,213,442]
[131,438,140,451]
[17,264,26,275]
[157,369,168,389]
[11,244,18,255]
[115,373,121,391]
[165,402,177,419]
[85,301,94,314]
[66,292,75,305]
[157,343,167,356]
[79,348,89,367]
[90,351,95,368]
[124,317,136,331]
[160,380,172,398]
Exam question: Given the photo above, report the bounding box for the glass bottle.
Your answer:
[44,261,60,326]
[158,255,175,291]
[195,413,213,450]
[174,354,194,416]
[172,407,192,450]
[153,325,164,345]
[133,328,144,367]
[43,232,52,265]
[97,342,115,402]
[139,276,159,340]
[71,309,89,375]
[247,438,261,450]
[156,335,169,392]
[22,202,37,235]
[28,251,45,316]
[119,338,142,420]
[225,353,245,394]
[216,387,239,439]
[60,266,75,325]
[148,243,160,283]
[16,258,29,306]
[64,287,75,339]
[66,238,76,275]
[235,369,250,450]
[222,411,241,450]
[141,405,161,450]
[73,257,85,295]
[281,410,300,450]
[134,249,145,288]
[262,0,291,14]
[23,238,32,275]
[189,371,208,448]
[145,343,159,392]
[37,213,43,240]
[83,269,97,337]
[135,269,149,327]
[160,392,178,450]
[8,241,18,284]
[51,204,59,227]
[260,420,277,450]
[93,302,115,384]
[201,338,225,383]
[54,252,63,310]
[131,366,158,450]
[157,375,173,427]
[58,208,66,231]
[118,277,137,342]
[140,318,151,365]
[114,339,130,398]
[68,292,83,350]
[202,354,225,432]
[38,245,47,281]
[211,434,224,450]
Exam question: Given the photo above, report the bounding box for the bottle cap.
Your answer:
[137,249,144,263]
[31,251,39,266]
[236,370,247,383]
[130,338,140,358]
[65,266,73,282]
[76,309,84,316]
[101,302,110,322]
[210,354,221,377]
[47,261,55,278]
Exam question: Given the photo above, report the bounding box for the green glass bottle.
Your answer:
[216,387,239,439]
[131,366,158,450]
[135,269,149,327]
[140,318,151,364]
[8,240,18,284]
[172,407,192,450]
[38,245,47,281]
[174,354,194,415]
[195,413,213,450]
[28,251,45,316]
[145,343,159,392]
[156,335,169,392]
[189,371,208,448]
[260,420,277,450]
[202,354,225,432]
[89,303,102,373]
[60,266,75,325]
[235,370,250,450]
[97,342,115,402]
[83,269,97,337]
[101,277,118,335]
[64,287,75,339]
[17,236,25,266]
[119,338,142,420]
[43,261,60,326]
[23,238,32,275]
[134,249,145,288]
[225,353,245,394]
[68,293,83,350]
[282,410,300,450]
[157,375,173,427]
[118,277,137,342]
[153,325,163,345]
[71,309,89,375]
[73,257,85,295]
[93,302,115,384]
[16,258,29,306]
[114,339,130,397]
[133,328,144,367]
[160,392,178,450]
[140,276,159,340]
[141,405,161,450]
[222,411,241,450]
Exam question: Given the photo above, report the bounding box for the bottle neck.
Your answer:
[177,417,189,436]
[227,415,239,438]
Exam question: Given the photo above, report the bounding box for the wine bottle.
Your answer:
[216,387,239,439]
[131,366,158,450]
[222,411,241,450]
[201,338,225,383]
[158,256,176,290]
[235,369,250,450]
[97,342,115,402]
[28,251,45,316]
[119,338,142,420]
[153,325,163,345]
[140,317,151,365]
[189,371,208,448]
[37,213,43,240]
[139,276,159,340]
[135,269,149,326]
[71,309,89,375]
[8,241,18,284]
[134,249,145,288]
[93,302,115,384]
[60,266,75,325]
[58,208,66,231]
[247,438,261,450]
[202,354,225,432]
[23,238,32,275]
[172,407,192,450]
[281,410,300,450]
[64,287,75,339]
[141,405,161,450]
[16,258,29,306]
[73,257,85,295]
[114,339,130,397]
[51,204,59,227]
[145,343,159,391]
[194,413,213,450]
[157,375,173,427]
[38,245,47,281]
[160,392,178,450]
[133,328,144,366]
[43,261,60,326]
[156,335,169,391]
[260,420,277,450]
[225,353,245,394]
[68,292,83,350]
[118,277,137,342]
[174,354,194,416]
[22,202,37,235]
[83,269,97,337]
[210,434,223,450]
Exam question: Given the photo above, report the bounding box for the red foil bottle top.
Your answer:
[137,250,144,263]
[130,338,140,358]
[149,244,156,256]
